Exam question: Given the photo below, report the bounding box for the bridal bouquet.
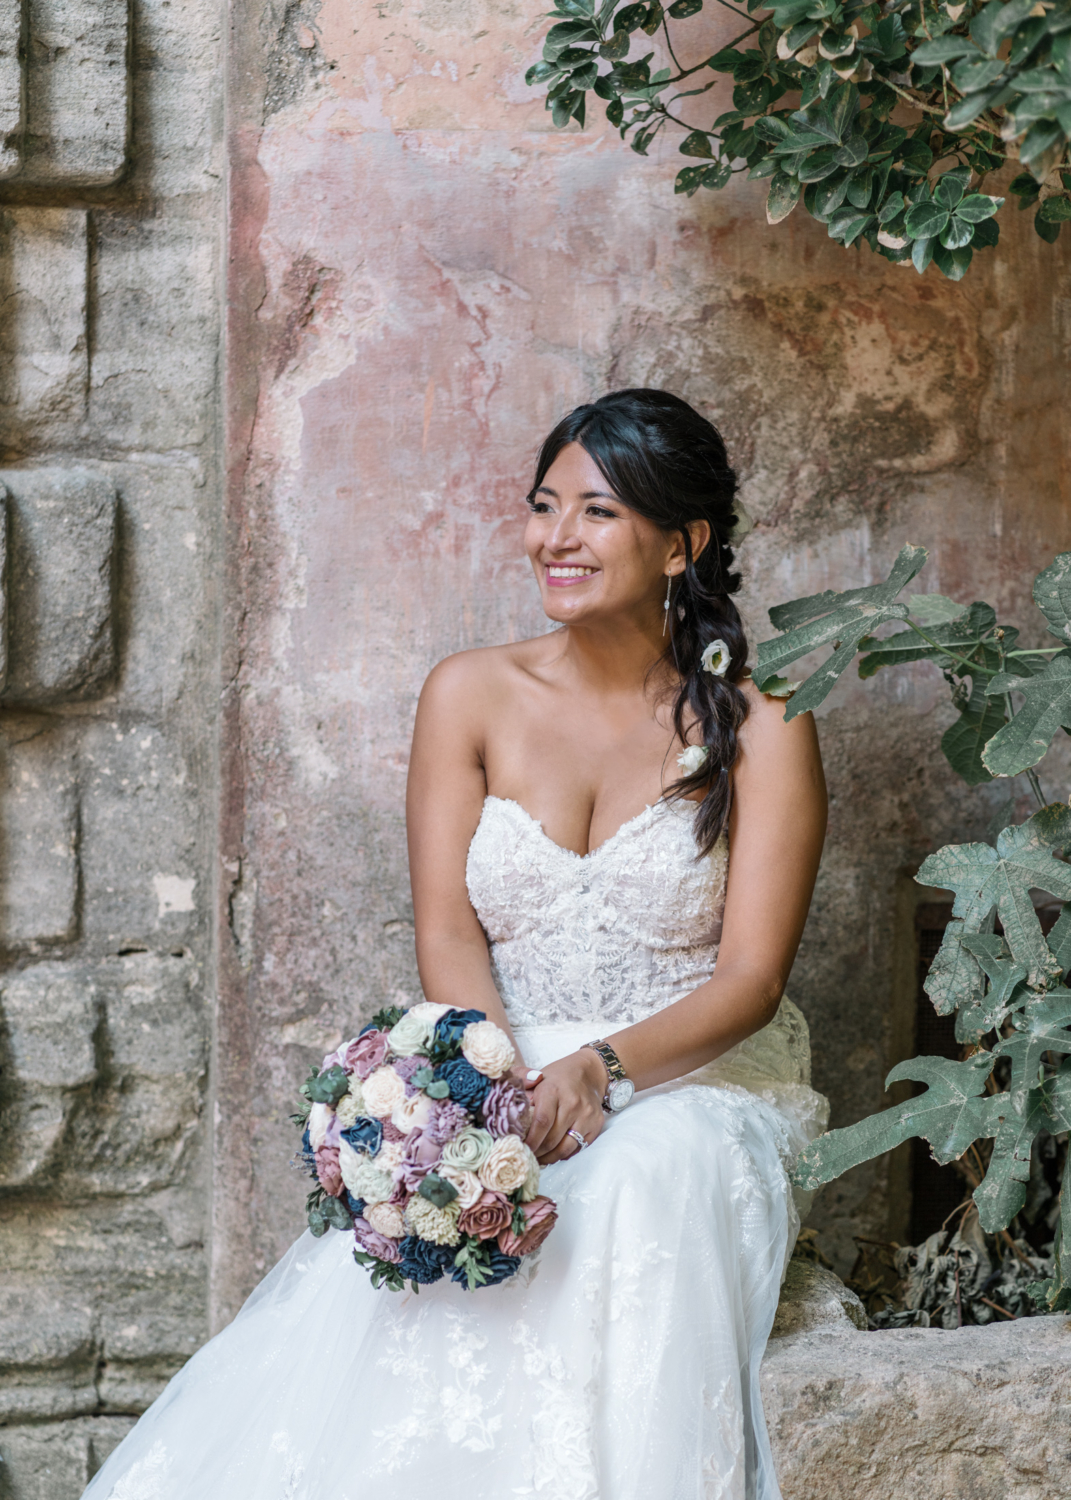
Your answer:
[292,1004,558,1292]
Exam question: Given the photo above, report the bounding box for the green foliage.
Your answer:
[525,0,1071,277]
[759,547,1071,1282]
[301,1064,350,1105]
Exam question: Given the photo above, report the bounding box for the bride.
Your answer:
[85,388,828,1500]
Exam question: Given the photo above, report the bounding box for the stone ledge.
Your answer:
[762,1315,1071,1500]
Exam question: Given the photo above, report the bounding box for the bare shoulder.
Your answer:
[736,677,823,771]
[418,635,557,717]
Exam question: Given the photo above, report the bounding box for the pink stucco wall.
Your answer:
[216,0,1071,1321]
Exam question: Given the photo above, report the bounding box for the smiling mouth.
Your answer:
[545,565,599,588]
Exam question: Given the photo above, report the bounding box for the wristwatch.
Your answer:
[583,1039,635,1113]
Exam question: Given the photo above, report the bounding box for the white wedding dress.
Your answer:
[84,796,828,1500]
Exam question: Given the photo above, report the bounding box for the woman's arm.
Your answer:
[406,651,528,1062]
[526,687,827,1161]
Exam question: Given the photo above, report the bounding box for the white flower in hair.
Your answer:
[677,744,710,775]
[700,639,731,677]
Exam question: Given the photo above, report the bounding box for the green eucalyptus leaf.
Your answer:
[305,1065,349,1105]
[418,1172,460,1207]
[792,1053,998,1191]
[321,1194,353,1230]
[982,654,1071,776]
[916,804,1071,985]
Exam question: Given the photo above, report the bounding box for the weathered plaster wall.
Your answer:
[220,0,1071,1315]
[0,0,223,1489]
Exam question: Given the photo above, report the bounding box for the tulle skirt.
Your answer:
[83,1015,827,1500]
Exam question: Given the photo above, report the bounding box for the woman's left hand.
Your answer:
[524,1049,607,1164]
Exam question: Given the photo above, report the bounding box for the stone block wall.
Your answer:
[0,0,222,1488]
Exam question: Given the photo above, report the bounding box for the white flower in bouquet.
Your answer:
[386,1002,450,1057]
[362,1065,407,1119]
[392,1090,435,1135]
[440,1126,494,1174]
[307,1101,333,1152]
[365,1201,405,1239]
[676,744,710,775]
[438,1165,483,1209]
[478,1135,536,1195]
[518,1151,541,1203]
[377,1139,406,1172]
[700,639,731,677]
[339,1140,393,1204]
[335,1088,367,1129]
[405,1194,462,1246]
[460,1020,515,1079]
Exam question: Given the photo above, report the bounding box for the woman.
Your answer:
[84,389,828,1500]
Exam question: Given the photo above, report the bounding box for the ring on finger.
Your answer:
[566,1127,588,1152]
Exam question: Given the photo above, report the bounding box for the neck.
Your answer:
[554,607,675,697]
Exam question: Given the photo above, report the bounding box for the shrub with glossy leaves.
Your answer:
[526,0,1071,278]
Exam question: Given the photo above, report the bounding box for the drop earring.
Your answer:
[662,574,672,637]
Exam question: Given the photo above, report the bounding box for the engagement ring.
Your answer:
[566,1128,588,1151]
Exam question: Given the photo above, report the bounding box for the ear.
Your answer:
[666,520,712,575]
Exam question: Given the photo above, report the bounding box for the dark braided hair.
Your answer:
[528,388,748,857]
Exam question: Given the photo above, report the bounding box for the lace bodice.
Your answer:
[466,795,729,1029]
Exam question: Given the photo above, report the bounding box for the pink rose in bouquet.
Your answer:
[344,1029,390,1079]
[498,1195,558,1257]
[459,1189,513,1242]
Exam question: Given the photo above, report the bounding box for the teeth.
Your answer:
[547,567,596,578]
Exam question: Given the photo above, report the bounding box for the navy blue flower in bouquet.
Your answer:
[433,1007,488,1048]
[435,1057,493,1111]
[342,1117,383,1156]
[398,1235,456,1285]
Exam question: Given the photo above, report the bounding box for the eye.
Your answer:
[587,504,616,519]
[527,499,552,514]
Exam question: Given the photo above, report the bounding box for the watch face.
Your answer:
[608,1078,635,1111]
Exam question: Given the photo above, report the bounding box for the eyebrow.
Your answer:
[534,485,619,502]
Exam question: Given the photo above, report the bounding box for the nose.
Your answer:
[544,510,582,554]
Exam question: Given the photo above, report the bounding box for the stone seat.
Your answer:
[764,1261,1071,1500]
